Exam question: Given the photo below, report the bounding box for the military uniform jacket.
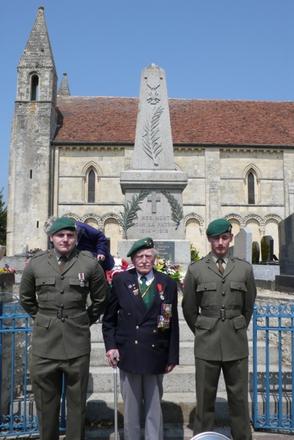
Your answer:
[20,249,108,360]
[182,253,256,362]
[102,268,179,375]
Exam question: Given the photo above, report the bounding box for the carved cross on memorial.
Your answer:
[147,192,161,214]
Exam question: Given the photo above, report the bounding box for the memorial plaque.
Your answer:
[154,241,175,261]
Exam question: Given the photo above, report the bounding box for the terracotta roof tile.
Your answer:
[54,96,294,147]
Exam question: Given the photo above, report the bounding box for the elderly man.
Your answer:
[182,218,256,440]
[20,217,108,440]
[102,237,179,440]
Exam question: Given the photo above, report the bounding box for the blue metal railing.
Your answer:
[0,302,65,438]
[252,303,294,432]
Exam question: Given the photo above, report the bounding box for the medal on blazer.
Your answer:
[78,273,85,287]
[156,283,165,301]
[129,283,139,296]
[157,303,172,330]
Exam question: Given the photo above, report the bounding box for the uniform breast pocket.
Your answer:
[197,282,217,307]
[69,278,89,296]
[230,281,247,305]
[35,277,56,301]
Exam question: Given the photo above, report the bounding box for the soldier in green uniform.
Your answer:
[182,218,256,440]
[20,217,108,440]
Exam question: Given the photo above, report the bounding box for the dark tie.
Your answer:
[217,258,225,274]
[59,256,67,272]
[140,275,148,293]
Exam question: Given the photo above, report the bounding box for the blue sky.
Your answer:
[1,0,294,201]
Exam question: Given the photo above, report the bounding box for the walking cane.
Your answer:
[113,365,119,440]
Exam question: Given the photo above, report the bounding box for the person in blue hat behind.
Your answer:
[182,218,256,440]
[102,237,179,440]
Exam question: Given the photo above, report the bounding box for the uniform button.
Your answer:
[136,325,139,329]
[222,279,225,283]
[152,344,155,348]
[61,318,65,322]
[222,291,225,296]
[60,276,64,280]
[60,304,64,308]
[134,340,138,344]
[60,290,64,294]
[153,329,157,333]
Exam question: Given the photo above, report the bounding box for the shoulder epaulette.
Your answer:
[79,250,96,260]
[233,257,251,266]
[30,250,47,259]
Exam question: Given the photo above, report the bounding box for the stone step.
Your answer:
[86,391,229,425]
[88,365,195,393]
[90,340,279,367]
[88,363,291,395]
[86,388,293,429]
[88,366,237,394]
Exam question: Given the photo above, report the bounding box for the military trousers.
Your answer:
[30,353,90,440]
[120,369,164,440]
[194,357,252,440]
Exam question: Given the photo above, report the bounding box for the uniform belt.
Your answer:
[200,306,241,321]
[39,309,87,320]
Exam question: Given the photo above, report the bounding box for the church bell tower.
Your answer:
[7,7,57,255]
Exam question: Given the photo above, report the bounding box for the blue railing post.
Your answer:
[252,303,294,433]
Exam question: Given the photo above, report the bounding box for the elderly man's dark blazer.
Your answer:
[102,268,179,374]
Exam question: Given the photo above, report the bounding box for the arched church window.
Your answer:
[30,74,40,101]
[247,171,255,204]
[88,169,96,203]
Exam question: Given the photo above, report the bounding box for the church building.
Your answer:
[6,7,294,258]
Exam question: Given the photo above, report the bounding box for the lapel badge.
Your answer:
[78,272,85,287]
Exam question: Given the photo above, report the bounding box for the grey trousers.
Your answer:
[120,369,164,440]
[30,354,90,440]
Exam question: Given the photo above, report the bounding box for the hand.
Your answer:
[106,349,120,367]
[97,254,106,261]
[165,364,176,373]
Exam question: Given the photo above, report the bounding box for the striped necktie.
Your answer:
[140,275,148,293]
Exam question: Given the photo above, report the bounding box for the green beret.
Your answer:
[127,237,154,257]
[206,218,232,237]
[48,217,76,235]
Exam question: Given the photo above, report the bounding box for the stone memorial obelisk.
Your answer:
[118,64,190,264]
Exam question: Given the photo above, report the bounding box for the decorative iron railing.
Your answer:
[252,303,294,432]
[0,302,65,438]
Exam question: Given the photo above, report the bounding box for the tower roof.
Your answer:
[19,6,56,69]
[58,73,71,96]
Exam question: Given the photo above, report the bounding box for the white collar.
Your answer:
[137,270,154,285]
